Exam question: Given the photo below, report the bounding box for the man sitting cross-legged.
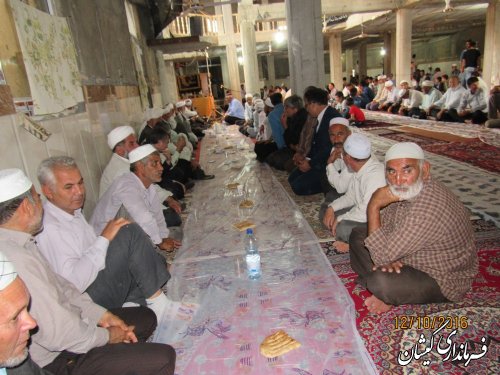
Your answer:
[0,168,176,375]
[36,157,172,325]
[323,133,386,253]
[350,142,477,314]
[91,145,182,253]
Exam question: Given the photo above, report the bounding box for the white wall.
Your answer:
[0,96,143,218]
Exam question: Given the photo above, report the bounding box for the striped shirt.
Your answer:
[365,180,477,301]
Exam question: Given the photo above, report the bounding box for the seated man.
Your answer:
[350,142,477,314]
[397,88,424,117]
[378,81,399,112]
[288,87,340,195]
[138,107,163,145]
[0,251,51,375]
[254,93,284,162]
[0,169,176,375]
[223,91,245,125]
[446,77,488,124]
[366,75,388,110]
[92,145,182,251]
[239,93,254,135]
[323,133,386,253]
[414,80,443,119]
[250,99,266,139]
[36,157,171,323]
[174,101,198,147]
[318,118,353,223]
[100,125,183,227]
[428,75,466,121]
[266,94,307,171]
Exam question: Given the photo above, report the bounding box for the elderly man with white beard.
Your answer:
[349,142,477,314]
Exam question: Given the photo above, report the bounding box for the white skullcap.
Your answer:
[0,169,32,203]
[451,63,457,67]
[176,101,186,109]
[185,99,192,106]
[377,75,384,80]
[107,126,135,150]
[264,97,274,108]
[129,144,158,164]
[385,142,425,163]
[143,107,161,122]
[254,99,264,110]
[0,251,17,291]
[245,93,253,99]
[329,117,350,127]
[384,80,394,87]
[422,80,434,87]
[343,133,371,159]
[399,80,409,85]
[284,89,292,100]
[164,103,174,113]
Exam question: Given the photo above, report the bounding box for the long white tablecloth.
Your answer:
[156,126,377,375]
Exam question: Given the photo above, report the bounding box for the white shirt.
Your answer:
[434,85,466,110]
[326,147,354,194]
[37,201,109,292]
[385,88,400,103]
[459,88,488,113]
[330,156,386,223]
[256,112,271,141]
[91,172,169,244]
[100,153,172,204]
[244,102,254,123]
[420,88,443,110]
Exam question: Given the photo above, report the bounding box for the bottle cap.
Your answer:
[246,228,253,235]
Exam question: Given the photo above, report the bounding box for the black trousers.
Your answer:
[224,115,245,125]
[85,224,170,308]
[44,307,176,375]
[349,227,448,306]
[254,141,278,162]
[444,109,488,124]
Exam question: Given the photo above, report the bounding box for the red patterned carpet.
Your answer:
[422,139,500,174]
[322,220,500,375]
[365,128,449,147]
[356,119,401,129]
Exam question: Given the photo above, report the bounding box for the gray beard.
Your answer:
[389,178,424,201]
[0,348,29,368]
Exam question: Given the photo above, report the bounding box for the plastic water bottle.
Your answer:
[245,229,261,280]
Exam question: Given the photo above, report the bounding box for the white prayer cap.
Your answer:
[185,99,192,106]
[175,101,186,109]
[422,80,434,87]
[245,93,253,99]
[385,142,425,163]
[399,80,409,85]
[164,103,174,113]
[107,126,135,150]
[343,133,371,159]
[384,80,394,87]
[0,251,17,291]
[284,89,292,100]
[264,97,274,108]
[451,63,457,67]
[143,107,161,122]
[254,99,264,110]
[329,117,349,127]
[0,169,32,203]
[129,144,158,164]
[377,75,384,80]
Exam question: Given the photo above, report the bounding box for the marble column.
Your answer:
[345,49,354,79]
[395,9,412,85]
[221,0,241,98]
[238,0,260,95]
[358,42,367,78]
[328,33,343,86]
[483,0,500,86]
[390,31,397,75]
[383,32,392,75]
[285,0,325,95]
[266,54,276,85]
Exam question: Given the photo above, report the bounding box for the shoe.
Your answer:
[184,180,195,190]
[199,174,215,180]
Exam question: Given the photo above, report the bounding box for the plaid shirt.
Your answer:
[365,180,477,301]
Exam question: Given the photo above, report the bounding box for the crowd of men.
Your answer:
[0,76,483,374]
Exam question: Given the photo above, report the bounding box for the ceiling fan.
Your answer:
[344,22,379,42]
[180,0,241,17]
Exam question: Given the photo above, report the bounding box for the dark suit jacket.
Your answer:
[307,106,340,171]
